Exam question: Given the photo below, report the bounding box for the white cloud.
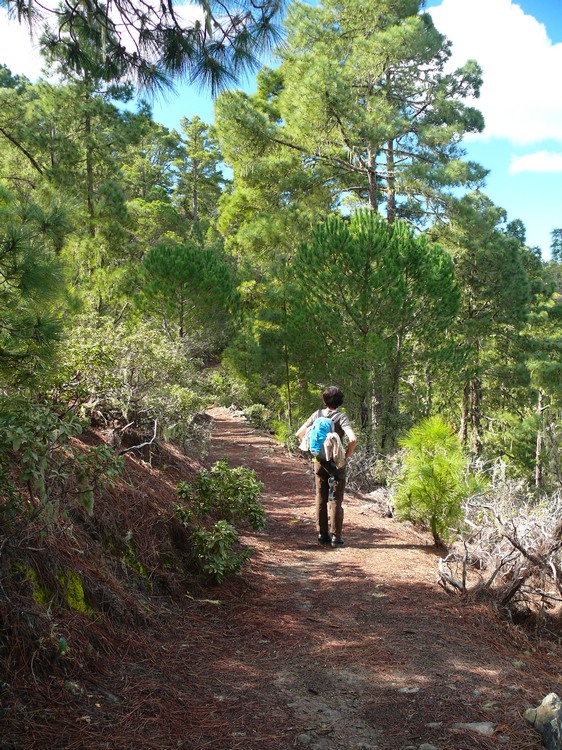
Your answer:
[429,0,562,145]
[0,9,44,80]
[510,150,562,173]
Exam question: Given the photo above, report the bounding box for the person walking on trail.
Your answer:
[295,386,357,548]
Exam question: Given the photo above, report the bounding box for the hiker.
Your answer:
[296,386,357,547]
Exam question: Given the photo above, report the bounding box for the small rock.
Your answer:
[100,690,120,704]
[297,733,313,746]
[525,693,562,750]
[63,680,83,696]
[451,721,496,736]
[419,744,439,750]
[425,722,443,729]
[482,700,501,710]
[398,687,420,694]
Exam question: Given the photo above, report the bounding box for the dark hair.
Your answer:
[322,386,344,409]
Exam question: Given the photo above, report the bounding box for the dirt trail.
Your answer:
[193,407,553,750]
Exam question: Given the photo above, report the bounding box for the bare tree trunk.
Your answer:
[381,334,401,453]
[386,138,396,225]
[370,387,383,451]
[459,380,469,446]
[469,376,483,455]
[192,159,199,222]
[179,289,185,339]
[367,146,378,211]
[535,389,544,488]
[85,109,95,238]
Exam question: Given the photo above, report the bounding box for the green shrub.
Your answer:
[190,521,251,583]
[273,419,299,452]
[0,397,123,520]
[243,403,271,431]
[175,460,265,582]
[57,318,210,453]
[393,416,485,545]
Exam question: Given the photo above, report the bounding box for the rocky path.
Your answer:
[197,407,552,750]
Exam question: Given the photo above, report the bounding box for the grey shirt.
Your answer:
[297,408,356,443]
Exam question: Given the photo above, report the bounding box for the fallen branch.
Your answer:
[118,419,158,455]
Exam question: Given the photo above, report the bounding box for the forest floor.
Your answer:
[5,407,562,750]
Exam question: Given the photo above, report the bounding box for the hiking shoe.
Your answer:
[331,536,344,547]
[317,533,332,545]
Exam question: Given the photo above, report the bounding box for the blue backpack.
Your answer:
[308,414,335,460]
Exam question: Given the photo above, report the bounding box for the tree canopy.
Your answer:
[8,0,286,93]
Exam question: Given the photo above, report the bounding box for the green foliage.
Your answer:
[291,210,459,447]
[243,404,272,431]
[272,419,299,451]
[190,521,251,583]
[175,460,265,582]
[0,397,123,520]
[138,241,237,352]
[485,411,541,480]
[393,416,485,544]
[57,318,209,452]
[176,460,265,531]
[217,0,485,226]
[433,192,532,454]
[15,0,284,94]
[0,186,68,384]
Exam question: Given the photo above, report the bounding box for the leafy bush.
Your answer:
[392,416,485,545]
[273,419,299,452]
[0,397,123,521]
[175,460,265,582]
[190,521,251,582]
[176,460,265,529]
[56,318,210,453]
[243,403,272,431]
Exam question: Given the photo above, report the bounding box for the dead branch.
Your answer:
[118,419,158,455]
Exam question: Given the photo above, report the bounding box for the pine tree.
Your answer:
[290,210,458,450]
[216,0,486,226]
[0,187,68,384]
[138,242,238,354]
[10,0,284,93]
[550,229,562,263]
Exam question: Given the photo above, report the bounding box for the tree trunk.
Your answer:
[469,376,483,455]
[459,379,469,445]
[367,146,378,211]
[535,389,544,489]
[179,289,185,339]
[386,138,396,225]
[192,159,199,222]
[381,334,402,453]
[85,107,95,238]
[370,388,383,452]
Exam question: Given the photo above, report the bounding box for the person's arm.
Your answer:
[338,413,357,459]
[295,413,314,441]
[344,428,357,460]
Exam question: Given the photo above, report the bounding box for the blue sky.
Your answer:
[1,0,561,257]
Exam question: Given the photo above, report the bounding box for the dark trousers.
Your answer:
[314,458,346,538]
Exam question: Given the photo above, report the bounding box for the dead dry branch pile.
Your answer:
[439,480,562,618]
